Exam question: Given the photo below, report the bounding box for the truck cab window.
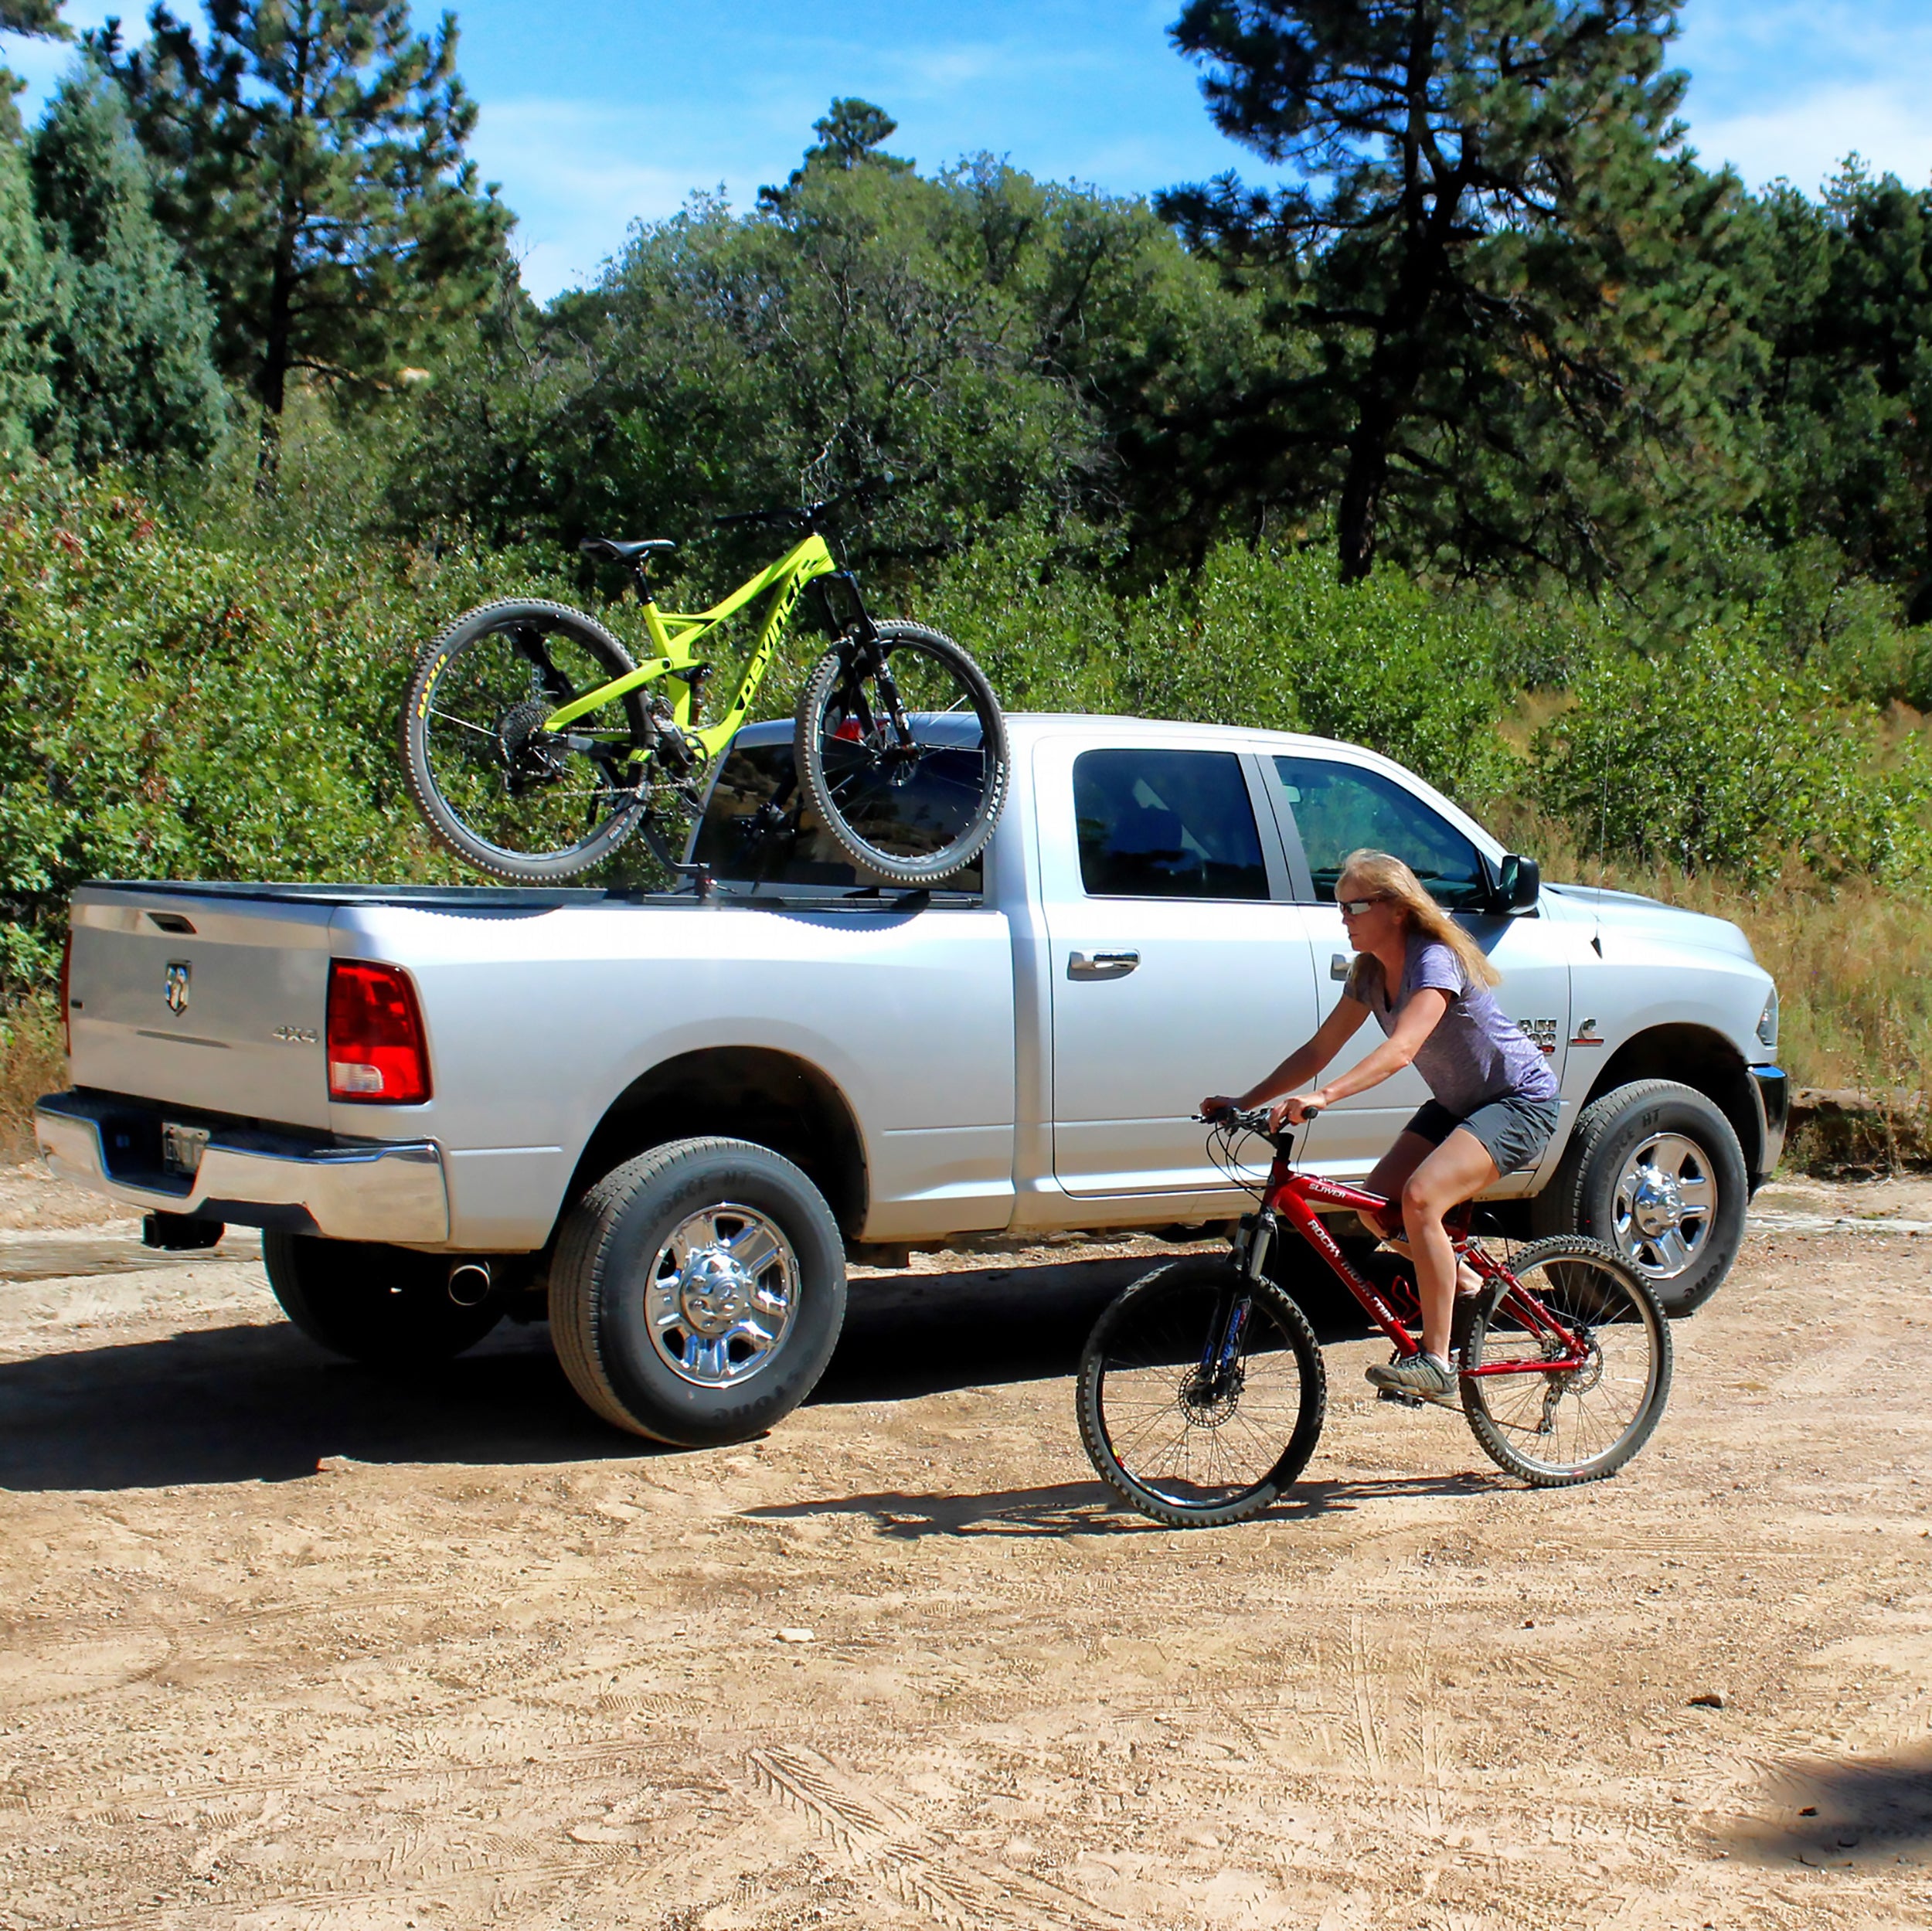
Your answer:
[1273,755,1487,909]
[1074,750,1267,900]
[695,733,985,890]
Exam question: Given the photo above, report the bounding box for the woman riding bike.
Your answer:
[1202,848,1560,1403]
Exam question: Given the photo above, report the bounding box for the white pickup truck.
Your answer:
[37,714,1786,1447]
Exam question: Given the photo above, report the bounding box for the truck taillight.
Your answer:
[327,960,431,1104]
[58,926,73,1058]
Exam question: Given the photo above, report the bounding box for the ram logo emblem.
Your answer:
[164,960,191,1015]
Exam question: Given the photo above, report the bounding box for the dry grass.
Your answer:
[1488,800,1932,1168]
[0,997,66,1163]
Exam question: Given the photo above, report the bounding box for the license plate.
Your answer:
[162,1121,210,1177]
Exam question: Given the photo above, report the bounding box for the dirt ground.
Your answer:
[2,1164,1930,1931]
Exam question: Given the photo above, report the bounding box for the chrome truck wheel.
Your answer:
[1611,1131,1716,1282]
[647,1204,799,1386]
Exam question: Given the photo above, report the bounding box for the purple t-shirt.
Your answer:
[1343,933,1559,1116]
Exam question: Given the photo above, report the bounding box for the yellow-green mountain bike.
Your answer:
[400,502,1010,886]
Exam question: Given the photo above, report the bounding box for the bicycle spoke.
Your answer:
[428,707,497,738]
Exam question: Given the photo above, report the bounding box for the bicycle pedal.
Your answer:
[1376,1386,1427,1410]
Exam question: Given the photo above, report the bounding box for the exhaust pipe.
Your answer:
[447,1260,492,1307]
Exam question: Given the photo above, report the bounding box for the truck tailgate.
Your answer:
[68,888,335,1129]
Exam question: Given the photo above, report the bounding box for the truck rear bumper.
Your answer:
[33,1090,450,1245]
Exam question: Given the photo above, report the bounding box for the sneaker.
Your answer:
[1366,1351,1458,1406]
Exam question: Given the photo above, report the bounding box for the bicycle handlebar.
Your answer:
[1199,1101,1322,1146]
[713,473,903,536]
[712,504,832,532]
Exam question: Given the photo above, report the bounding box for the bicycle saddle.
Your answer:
[579,536,678,564]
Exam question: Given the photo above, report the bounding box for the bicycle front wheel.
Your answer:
[1077,1259,1327,1529]
[1461,1236,1672,1487]
[401,600,660,882]
[794,621,1010,886]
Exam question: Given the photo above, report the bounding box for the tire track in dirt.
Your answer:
[747,1743,1128,1929]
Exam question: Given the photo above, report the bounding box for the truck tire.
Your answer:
[263,1232,506,1365]
[1530,1079,1747,1317]
[549,1137,847,1447]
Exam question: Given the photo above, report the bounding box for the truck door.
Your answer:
[1039,739,1323,1202]
[1264,753,1572,1188]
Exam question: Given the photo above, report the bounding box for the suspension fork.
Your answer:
[811,571,917,750]
[1199,1210,1275,1388]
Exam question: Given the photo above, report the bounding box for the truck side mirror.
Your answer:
[1495,853,1540,915]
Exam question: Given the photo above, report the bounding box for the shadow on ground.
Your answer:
[1,1253,1377,1493]
[743,1470,1504,1539]
[1726,1747,1932,1869]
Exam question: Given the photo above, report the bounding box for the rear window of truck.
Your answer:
[692,736,985,891]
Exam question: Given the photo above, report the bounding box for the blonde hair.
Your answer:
[1338,848,1501,992]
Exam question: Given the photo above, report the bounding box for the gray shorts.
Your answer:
[1406,1093,1560,1177]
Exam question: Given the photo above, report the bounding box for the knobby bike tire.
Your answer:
[400,599,659,882]
[1459,1235,1672,1487]
[794,621,1011,886]
[1077,1258,1328,1529]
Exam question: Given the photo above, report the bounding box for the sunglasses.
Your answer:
[1337,895,1388,917]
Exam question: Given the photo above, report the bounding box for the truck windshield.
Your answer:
[691,734,985,892]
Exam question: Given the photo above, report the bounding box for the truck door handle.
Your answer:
[1331,953,1351,981]
[1069,950,1140,981]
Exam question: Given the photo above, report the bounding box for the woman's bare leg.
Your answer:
[1400,1128,1502,1361]
[1359,1132,1434,1241]
[1361,1132,1482,1294]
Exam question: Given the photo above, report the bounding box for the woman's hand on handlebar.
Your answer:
[1268,1092,1326,1131]
[1199,1093,1243,1123]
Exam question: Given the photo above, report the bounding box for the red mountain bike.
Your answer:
[1077,1107,1672,1528]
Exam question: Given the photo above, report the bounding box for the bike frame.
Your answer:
[536,532,842,760]
[1241,1151,1590,1379]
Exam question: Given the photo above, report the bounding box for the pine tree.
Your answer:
[0,81,53,460]
[758,97,913,210]
[0,3,69,39]
[1162,0,1751,586]
[29,66,226,467]
[94,1,512,442]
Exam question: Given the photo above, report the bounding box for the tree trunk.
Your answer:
[253,208,298,491]
[1337,401,1393,583]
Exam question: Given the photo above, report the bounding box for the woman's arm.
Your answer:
[1307,986,1450,1108]
[1202,997,1372,1118]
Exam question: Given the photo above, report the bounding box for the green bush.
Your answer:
[0,463,624,990]
[1529,629,1932,886]
[927,530,1514,805]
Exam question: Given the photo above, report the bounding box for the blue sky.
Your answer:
[8,2,1931,301]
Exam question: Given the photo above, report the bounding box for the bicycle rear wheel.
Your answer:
[1460,1236,1671,1487]
[401,600,662,882]
[794,621,1010,886]
[1077,1258,1327,1528]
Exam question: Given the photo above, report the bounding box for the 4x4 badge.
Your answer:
[165,960,190,1015]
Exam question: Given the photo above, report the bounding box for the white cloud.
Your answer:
[1689,81,1932,194]
[470,98,753,296]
